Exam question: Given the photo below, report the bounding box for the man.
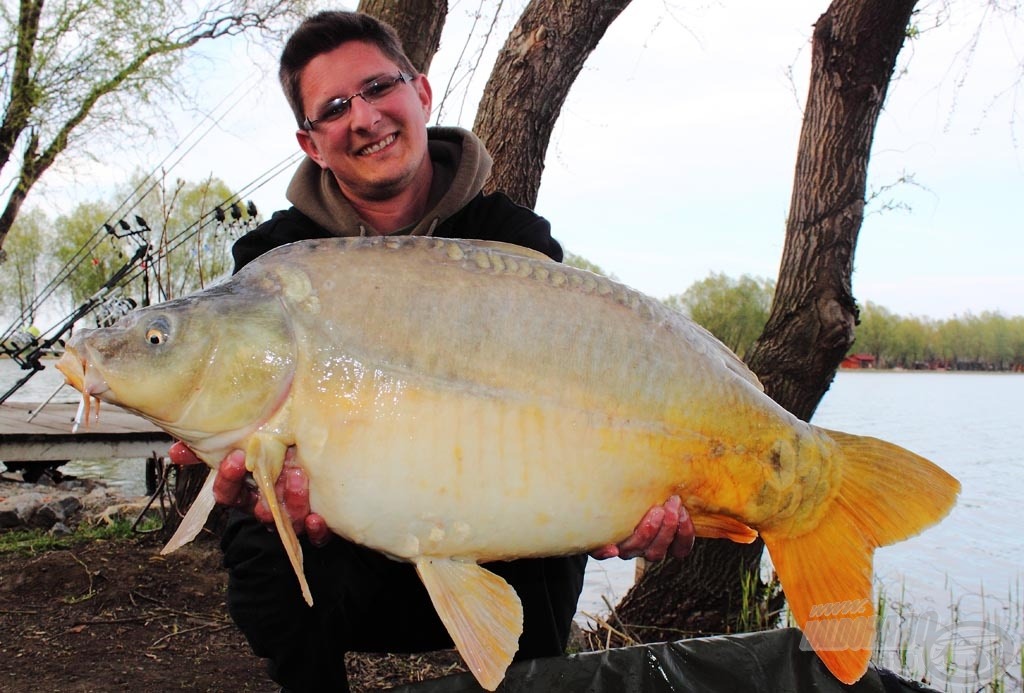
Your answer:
[171,11,695,692]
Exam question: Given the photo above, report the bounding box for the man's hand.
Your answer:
[167,442,332,547]
[590,495,695,562]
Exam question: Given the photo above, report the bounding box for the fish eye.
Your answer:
[144,318,170,346]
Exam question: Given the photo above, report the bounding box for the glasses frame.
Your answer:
[302,72,413,131]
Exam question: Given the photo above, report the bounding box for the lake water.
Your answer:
[3,362,1022,687]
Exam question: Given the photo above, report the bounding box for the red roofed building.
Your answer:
[840,353,876,369]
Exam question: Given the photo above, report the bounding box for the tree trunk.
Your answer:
[474,0,632,208]
[358,0,448,75]
[611,0,918,640]
[745,0,918,418]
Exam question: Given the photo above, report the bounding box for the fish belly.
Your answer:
[295,377,834,564]
[300,385,689,561]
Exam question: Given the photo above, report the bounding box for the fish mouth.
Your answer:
[56,345,110,396]
[55,349,85,392]
[55,346,109,430]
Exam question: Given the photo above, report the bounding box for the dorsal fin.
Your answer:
[466,240,551,261]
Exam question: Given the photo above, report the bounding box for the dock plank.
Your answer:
[0,402,172,462]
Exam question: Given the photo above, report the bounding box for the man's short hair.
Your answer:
[279,11,416,128]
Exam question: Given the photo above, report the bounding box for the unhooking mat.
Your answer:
[388,628,938,692]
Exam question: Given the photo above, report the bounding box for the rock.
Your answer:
[0,477,134,531]
[34,473,57,487]
[49,522,73,536]
[0,506,20,529]
[31,496,83,529]
[0,492,47,528]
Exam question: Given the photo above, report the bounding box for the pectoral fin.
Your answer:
[415,558,523,691]
[160,468,217,554]
[247,435,313,607]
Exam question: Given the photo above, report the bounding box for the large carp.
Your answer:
[56,236,959,689]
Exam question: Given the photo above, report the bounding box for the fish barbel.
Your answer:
[56,236,959,689]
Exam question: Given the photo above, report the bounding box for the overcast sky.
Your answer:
[37,1,1024,320]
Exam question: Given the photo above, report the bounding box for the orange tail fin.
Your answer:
[761,428,960,684]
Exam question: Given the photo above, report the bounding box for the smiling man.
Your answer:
[170,10,695,693]
[295,43,431,211]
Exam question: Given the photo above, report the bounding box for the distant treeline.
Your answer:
[851,302,1024,372]
[652,271,1024,372]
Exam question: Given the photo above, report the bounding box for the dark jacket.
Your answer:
[232,189,562,272]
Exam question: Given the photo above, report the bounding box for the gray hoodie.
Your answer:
[284,126,492,238]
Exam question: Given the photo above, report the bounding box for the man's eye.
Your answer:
[321,99,350,121]
[363,80,391,98]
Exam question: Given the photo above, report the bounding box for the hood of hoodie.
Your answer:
[285,126,492,237]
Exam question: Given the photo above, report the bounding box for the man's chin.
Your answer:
[344,168,417,202]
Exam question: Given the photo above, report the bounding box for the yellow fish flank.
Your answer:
[56,236,960,690]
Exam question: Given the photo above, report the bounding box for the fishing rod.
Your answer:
[0,243,150,405]
[0,78,260,349]
[0,150,303,404]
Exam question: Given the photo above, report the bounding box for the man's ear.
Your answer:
[415,73,433,122]
[296,130,328,169]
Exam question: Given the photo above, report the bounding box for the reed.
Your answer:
[868,576,1023,691]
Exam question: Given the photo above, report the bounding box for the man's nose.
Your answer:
[347,94,381,129]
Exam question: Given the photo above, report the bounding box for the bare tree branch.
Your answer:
[0,0,302,254]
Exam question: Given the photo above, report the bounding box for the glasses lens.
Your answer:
[362,75,402,102]
[317,97,352,124]
[308,74,407,129]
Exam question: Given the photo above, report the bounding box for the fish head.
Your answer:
[57,280,297,456]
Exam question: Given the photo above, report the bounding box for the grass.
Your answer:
[737,563,783,633]
[0,513,162,556]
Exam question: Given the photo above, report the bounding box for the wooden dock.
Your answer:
[0,401,172,462]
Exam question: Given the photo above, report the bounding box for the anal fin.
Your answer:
[693,512,759,543]
[415,558,523,691]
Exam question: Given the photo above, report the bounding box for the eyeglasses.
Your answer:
[302,72,413,131]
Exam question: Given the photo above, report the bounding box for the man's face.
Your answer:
[295,41,433,203]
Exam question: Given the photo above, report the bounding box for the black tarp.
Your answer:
[389,628,937,692]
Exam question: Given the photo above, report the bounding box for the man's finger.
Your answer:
[253,495,274,524]
[305,513,332,547]
[670,506,696,559]
[616,506,664,559]
[644,496,681,562]
[212,450,252,509]
[168,441,201,465]
[281,466,310,534]
[589,545,619,560]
